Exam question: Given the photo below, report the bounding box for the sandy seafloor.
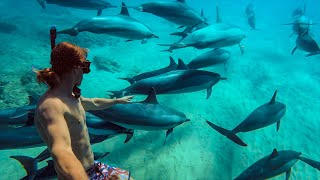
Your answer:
[0,0,320,179]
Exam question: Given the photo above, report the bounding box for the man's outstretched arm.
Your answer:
[80,96,134,111]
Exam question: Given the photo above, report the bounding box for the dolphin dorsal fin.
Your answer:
[269,90,277,105]
[142,87,159,104]
[120,2,130,16]
[177,0,186,3]
[268,149,279,160]
[169,56,177,67]
[176,58,189,70]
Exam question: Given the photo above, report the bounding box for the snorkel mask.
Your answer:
[50,25,91,98]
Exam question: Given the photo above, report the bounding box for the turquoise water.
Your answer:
[0,0,320,179]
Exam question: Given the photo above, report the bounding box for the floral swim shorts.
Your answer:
[87,161,130,180]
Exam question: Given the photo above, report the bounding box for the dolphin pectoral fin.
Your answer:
[306,52,320,57]
[177,25,184,29]
[125,40,133,42]
[239,44,245,55]
[206,121,247,146]
[124,129,134,143]
[37,0,46,9]
[206,87,212,100]
[97,9,103,16]
[285,168,291,180]
[291,46,298,55]
[141,39,148,44]
[289,32,295,37]
[164,128,174,144]
[10,156,38,180]
[299,157,320,170]
[94,152,110,161]
[276,121,281,131]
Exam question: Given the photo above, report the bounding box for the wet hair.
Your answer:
[35,42,88,88]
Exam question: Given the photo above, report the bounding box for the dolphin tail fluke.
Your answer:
[124,129,134,143]
[10,156,38,180]
[206,121,247,146]
[57,28,79,36]
[299,156,320,170]
[118,77,135,85]
[37,0,46,9]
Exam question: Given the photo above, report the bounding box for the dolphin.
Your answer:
[58,3,159,44]
[187,48,231,71]
[109,59,226,99]
[283,15,312,37]
[158,23,245,54]
[292,33,320,57]
[36,0,117,16]
[234,148,320,180]
[206,90,286,146]
[130,0,205,27]
[91,88,190,144]
[118,56,177,85]
[245,2,256,30]
[0,95,37,127]
[0,113,133,150]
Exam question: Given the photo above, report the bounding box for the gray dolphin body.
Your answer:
[245,2,256,30]
[0,96,37,127]
[0,113,132,150]
[133,0,204,27]
[58,4,158,44]
[206,90,286,146]
[91,88,190,143]
[234,149,320,180]
[118,56,177,85]
[187,49,231,70]
[37,0,116,16]
[109,60,225,99]
[292,33,320,56]
[159,24,245,53]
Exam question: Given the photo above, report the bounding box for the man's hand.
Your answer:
[116,96,134,104]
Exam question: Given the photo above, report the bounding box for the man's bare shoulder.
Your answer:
[37,96,67,120]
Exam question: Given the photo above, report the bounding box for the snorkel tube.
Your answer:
[49,25,82,99]
[50,26,56,50]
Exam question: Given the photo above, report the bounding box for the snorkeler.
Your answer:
[33,26,134,180]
